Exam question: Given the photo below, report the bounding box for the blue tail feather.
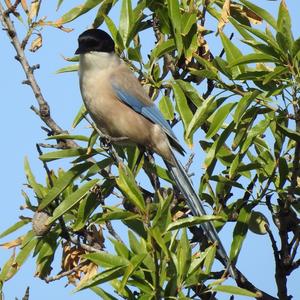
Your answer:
[165,151,236,278]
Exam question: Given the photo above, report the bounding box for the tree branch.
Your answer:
[0,3,77,148]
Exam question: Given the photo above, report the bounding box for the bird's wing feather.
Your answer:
[111,82,179,143]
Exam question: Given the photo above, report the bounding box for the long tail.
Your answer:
[165,151,236,278]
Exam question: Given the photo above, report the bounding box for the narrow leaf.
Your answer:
[230,53,278,67]
[47,179,99,224]
[230,204,252,263]
[0,219,31,239]
[24,157,44,199]
[38,162,93,210]
[166,216,223,231]
[211,285,257,297]
[239,0,277,29]
[116,163,145,212]
[206,103,237,139]
[56,0,102,24]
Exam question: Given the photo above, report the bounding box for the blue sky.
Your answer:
[0,1,299,299]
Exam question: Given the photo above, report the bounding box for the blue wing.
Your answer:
[112,84,179,143]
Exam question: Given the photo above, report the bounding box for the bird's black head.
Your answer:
[75,29,115,55]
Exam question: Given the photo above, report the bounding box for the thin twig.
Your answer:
[0,4,77,148]
[105,220,124,243]
[45,263,84,283]
[70,236,102,253]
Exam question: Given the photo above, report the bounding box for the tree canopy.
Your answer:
[0,0,299,299]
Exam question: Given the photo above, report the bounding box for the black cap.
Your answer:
[75,29,115,55]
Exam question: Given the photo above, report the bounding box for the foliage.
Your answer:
[1,0,300,299]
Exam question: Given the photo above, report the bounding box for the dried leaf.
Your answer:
[29,0,41,20]
[4,0,12,9]
[21,0,29,13]
[62,244,88,279]
[29,34,42,52]
[218,0,231,33]
[77,262,98,285]
[0,237,23,249]
[242,6,262,24]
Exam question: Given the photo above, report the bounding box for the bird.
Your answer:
[75,28,235,277]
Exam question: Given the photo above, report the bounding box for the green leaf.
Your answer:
[90,286,118,300]
[233,90,261,124]
[119,0,133,46]
[87,129,99,153]
[56,0,102,24]
[159,95,174,120]
[206,102,237,139]
[56,0,64,11]
[248,211,269,235]
[85,252,128,268]
[192,53,219,76]
[277,0,293,53]
[229,17,256,42]
[72,104,87,128]
[177,229,191,283]
[0,252,15,282]
[39,148,97,162]
[204,122,235,169]
[93,0,115,28]
[151,39,176,60]
[230,204,252,263]
[277,156,289,189]
[239,0,277,29]
[203,244,216,274]
[262,66,288,85]
[104,15,124,52]
[176,80,203,107]
[24,157,44,199]
[166,216,223,231]
[47,134,89,142]
[97,209,136,222]
[181,12,197,36]
[56,64,78,74]
[73,193,101,231]
[230,53,278,67]
[149,226,170,258]
[116,163,145,212]
[172,81,193,145]
[241,118,270,153]
[189,68,218,80]
[167,0,183,56]
[83,158,113,180]
[47,179,99,224]
[213,56,231,78]
[38,162,93,210]
[277,124,300,142]
[220,32,245,78]
[0,219,31,239]
[292,37,300,56]
[152,192,173,232]
[241,39,280,58]
[233,22,281,54]
[118,253,146,292]
[76,266,126,291]
[210,175,243,189]
[211,285,257,297]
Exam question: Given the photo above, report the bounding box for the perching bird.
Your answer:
[75,28,234,277]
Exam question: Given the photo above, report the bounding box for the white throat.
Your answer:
[79,51,120,72]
